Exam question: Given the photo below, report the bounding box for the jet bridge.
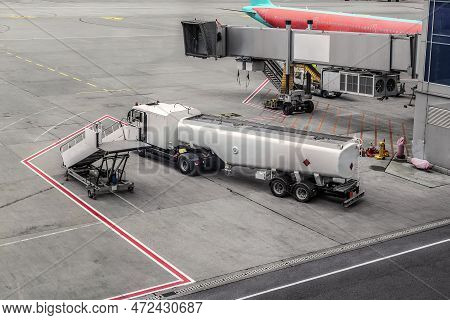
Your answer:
[181,20,418,98]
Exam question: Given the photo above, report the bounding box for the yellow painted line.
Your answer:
[35,63,44,67]
[102,16,124,21]
[72,77,82,82]
[15,55,23,59]
[9,15,35,19]
[86,82,97,88]
[25,59,32,63]
[47,67,55,72]
[59,72,69,77]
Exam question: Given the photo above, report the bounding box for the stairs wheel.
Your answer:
[88,189,96,200]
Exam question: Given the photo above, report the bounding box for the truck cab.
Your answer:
[126,102,219,175]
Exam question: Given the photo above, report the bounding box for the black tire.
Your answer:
[282,103,294,115]
[269,177,289,198]
[210,157,225,173]
[321,90,329,98]
[292,182,315,203]
[304,100,314,113]
[138,149,146,158]
[178,154,199,176]
[88,189,96,200]
[334,92,342,98]
[128,185,134,193]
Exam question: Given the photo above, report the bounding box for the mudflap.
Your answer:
[343,189,365,208]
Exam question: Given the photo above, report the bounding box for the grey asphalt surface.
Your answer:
[183,225,450,299]
[1,0,449,299]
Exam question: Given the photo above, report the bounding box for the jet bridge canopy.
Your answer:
[181,20,418,74]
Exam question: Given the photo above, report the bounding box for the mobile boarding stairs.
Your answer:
[60,121,147,199]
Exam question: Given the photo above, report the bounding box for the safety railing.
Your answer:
[101,121,122,139]
[60,132,86,153]
[60,122,99,153]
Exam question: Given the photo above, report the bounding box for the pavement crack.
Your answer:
[0,186,54,210]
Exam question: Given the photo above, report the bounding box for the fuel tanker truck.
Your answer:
[127,102,364,207]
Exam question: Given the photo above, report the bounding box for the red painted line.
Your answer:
[401,122,409,157]
[259,88,272,103]
[374,116,378,146]
[303,112,314,131]
[388,119,394,156]
[109,279,186,300]
[246,102,283,119]
[360,113,365,140]
[346,114,353,136]
[21,115,193,299]
[23,115,109,162]
[316,104,329,132]
[290,115,301,129]
[331,107,340,134]
[242,79,269,104]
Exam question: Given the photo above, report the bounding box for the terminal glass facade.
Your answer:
[425,0,450,86]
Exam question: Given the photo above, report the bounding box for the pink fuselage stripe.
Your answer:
[255,8,422,34]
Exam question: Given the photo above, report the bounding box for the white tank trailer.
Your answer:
[128,102,364,207]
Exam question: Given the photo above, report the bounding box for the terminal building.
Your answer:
[413,0,450,171]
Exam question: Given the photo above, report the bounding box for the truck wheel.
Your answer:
[178,154,199,176]
[269,177,289,198]
[211,157,225,173]
[334,92,342,98]
[283,103,294,115]
[321,90,330,98]
[292,183,314,203]
[304,100,314,113]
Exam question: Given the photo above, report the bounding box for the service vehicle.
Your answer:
[127,102,364,206]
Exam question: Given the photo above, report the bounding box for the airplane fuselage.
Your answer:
[249,6,422,34]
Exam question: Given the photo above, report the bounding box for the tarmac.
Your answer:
[0,0,448,299]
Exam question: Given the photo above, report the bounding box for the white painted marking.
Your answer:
[33,112,85,142]
[239,239,450,300]
[112,193,145,214]
[0,222,100,248]
[0,107,57,131]
[21,115,194,299]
